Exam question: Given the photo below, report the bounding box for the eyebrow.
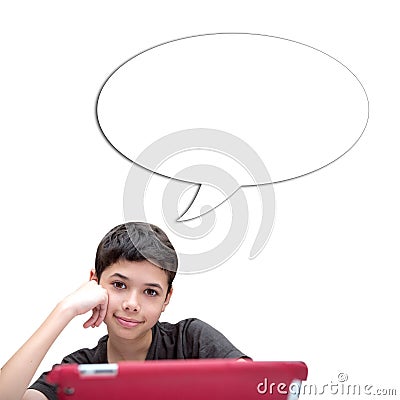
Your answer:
[109,273,163,291]
[109,273,130,281]
[145,283,163,290]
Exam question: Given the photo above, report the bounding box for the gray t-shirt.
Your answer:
[29,318,249,400]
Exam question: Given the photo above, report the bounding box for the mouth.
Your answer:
[114,315,144,328]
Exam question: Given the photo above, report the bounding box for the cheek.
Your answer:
[143,298,166,314]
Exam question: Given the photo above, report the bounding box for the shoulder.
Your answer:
[149,319,248,359]
[156,318,214,335]
[156,318,227,343]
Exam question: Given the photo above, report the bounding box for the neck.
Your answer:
[107,329,152,362]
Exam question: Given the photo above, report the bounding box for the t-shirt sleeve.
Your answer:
[184,319,250,359]
[28,374,58,400]
[28,359,73,400]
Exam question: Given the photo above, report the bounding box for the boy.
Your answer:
[0,222,249,400]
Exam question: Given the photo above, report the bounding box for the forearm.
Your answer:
[0,301,74,400]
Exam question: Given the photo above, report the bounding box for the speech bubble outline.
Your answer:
[96,32,369,187]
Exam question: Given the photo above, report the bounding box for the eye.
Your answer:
[144,288,158,297]
[112,281,126,290]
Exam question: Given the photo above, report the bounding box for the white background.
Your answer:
[0,0,399,395]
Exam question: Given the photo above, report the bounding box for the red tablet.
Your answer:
[47,359,308,400]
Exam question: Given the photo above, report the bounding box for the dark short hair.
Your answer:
[95,222,178,293]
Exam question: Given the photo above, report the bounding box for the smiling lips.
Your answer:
[114,315,144,328]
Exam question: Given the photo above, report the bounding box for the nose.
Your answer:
[122,290,141,312]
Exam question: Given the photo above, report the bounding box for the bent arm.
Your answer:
[0,302,74,400]
[0,280,108,400]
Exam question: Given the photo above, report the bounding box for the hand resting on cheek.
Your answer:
[62,280,109,329]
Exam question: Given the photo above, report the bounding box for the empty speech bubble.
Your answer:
[96,32,369,188]
[96,33,368,270]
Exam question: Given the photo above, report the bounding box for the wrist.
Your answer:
[56,298,78,322]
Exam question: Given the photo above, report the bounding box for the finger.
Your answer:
[94,295,108,327]
[83,307,99,329]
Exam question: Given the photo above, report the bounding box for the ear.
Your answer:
[161,287,173,312]
[89,268,98,282]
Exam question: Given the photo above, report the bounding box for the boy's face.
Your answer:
[93,259,172,342]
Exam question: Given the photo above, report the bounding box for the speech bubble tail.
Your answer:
[176,184,201,222]
[177,184,238,222]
